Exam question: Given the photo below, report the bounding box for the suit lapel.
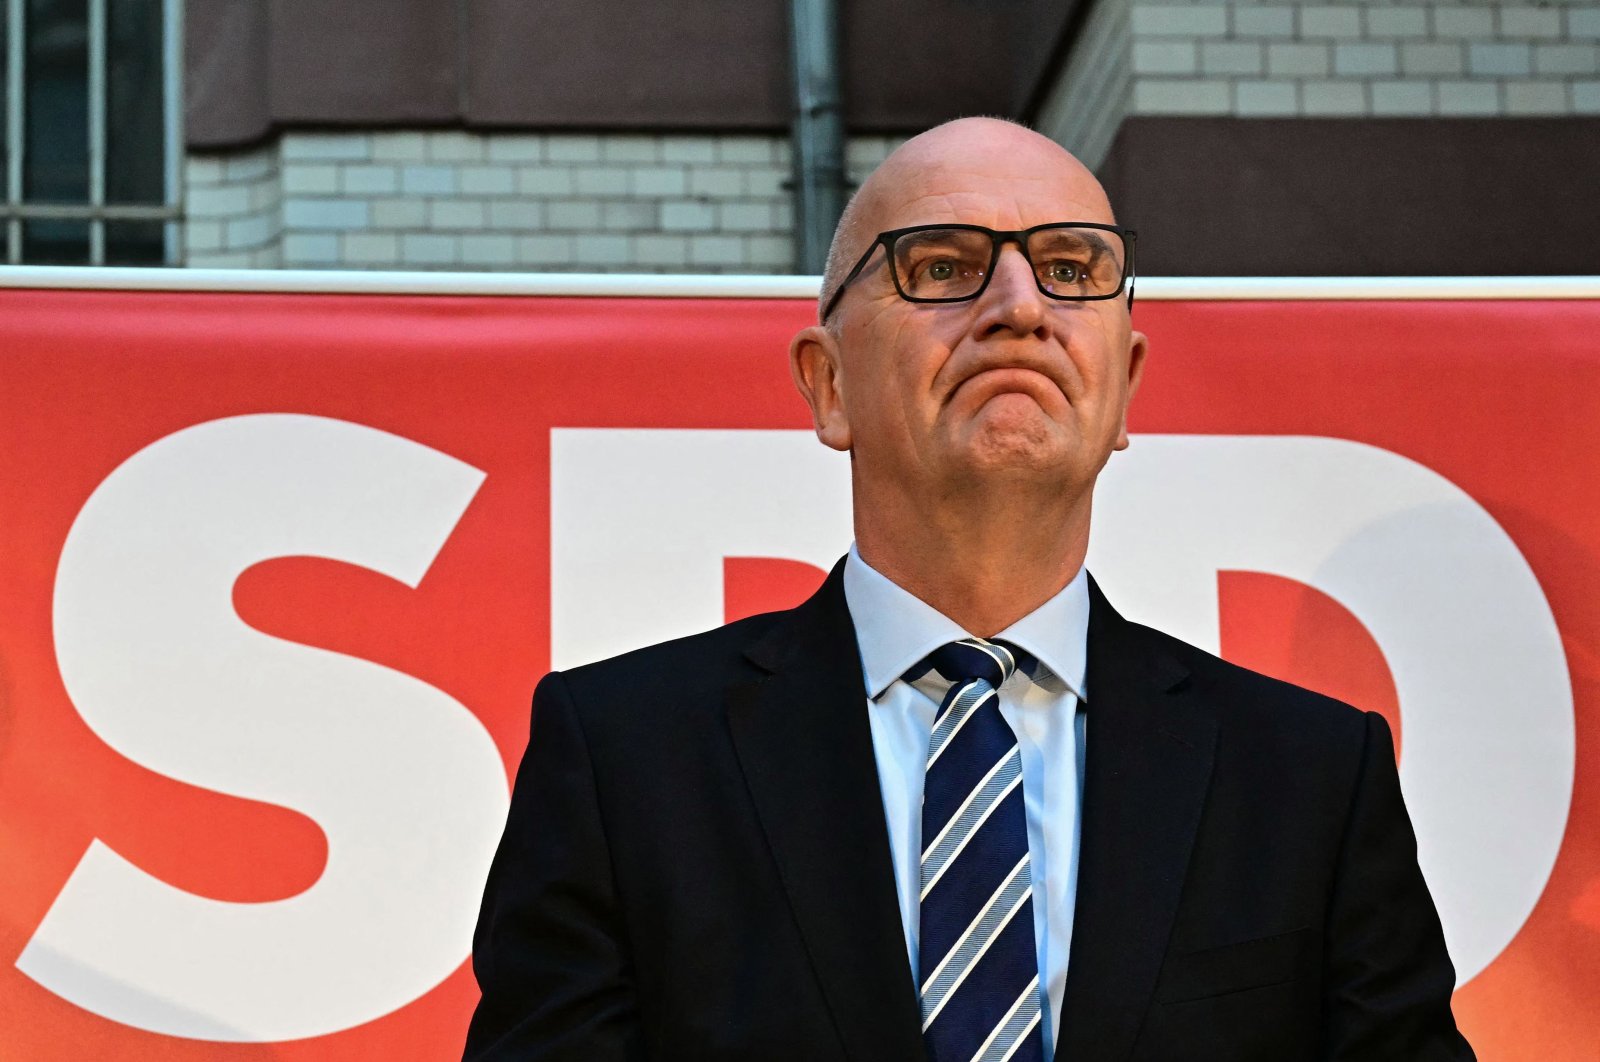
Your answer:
[726,562,926,1062]
[1057,577,1217,1061]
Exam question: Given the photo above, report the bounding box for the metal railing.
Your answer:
[2,268,1598,302]
[1,0,183,265]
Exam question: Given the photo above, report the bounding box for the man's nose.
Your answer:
[975,244,1048,336]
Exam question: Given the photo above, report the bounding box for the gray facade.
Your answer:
[9,0,1598,275]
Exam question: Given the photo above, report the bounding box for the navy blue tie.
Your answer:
[911,638,1045,1062]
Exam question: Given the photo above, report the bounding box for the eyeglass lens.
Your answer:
[890,226,1128,301]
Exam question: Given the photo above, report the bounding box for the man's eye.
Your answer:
[927,260,957,281]
[1044,260,1085,284]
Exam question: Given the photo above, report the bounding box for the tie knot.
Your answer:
[911,638,1031,689]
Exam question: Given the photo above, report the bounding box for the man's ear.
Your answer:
[1113,329,1149,452]
[789,325,853,452]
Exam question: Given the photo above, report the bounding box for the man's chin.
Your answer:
[956,429,1072,481]
[945,409,1111,483]
[961,401,1059,455]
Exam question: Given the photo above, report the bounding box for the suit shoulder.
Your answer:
[546,608,788,711]
[1127,617,1373,744]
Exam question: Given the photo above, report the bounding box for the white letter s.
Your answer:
[20,414,509,1041]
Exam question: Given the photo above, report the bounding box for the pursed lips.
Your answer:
[944,355,1070,407]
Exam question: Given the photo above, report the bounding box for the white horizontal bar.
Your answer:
[1136,275,1600,301]
[1,266,1598,301]
[0,266,823,298]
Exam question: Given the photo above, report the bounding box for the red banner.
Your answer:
[1,283,1597,1058]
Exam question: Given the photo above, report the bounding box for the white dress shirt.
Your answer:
[842,545,1088,1060]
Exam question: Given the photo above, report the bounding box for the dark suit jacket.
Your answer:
[464,563,1473,1061]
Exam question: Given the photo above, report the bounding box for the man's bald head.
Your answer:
[817,118,1114,324]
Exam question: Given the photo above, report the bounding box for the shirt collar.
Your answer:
[842,543,1089,701]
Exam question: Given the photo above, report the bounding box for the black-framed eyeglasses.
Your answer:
[820,222,1137,321]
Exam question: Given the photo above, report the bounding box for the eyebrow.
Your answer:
[1032,229,1113,259]
[895,229,983,251]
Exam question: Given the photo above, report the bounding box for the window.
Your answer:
[2,0,181,265]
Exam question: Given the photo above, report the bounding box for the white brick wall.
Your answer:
[182,131,900,273]
[184,144,282,268]
[1042,0,1600,161]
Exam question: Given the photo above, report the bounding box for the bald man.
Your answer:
[464,119,1473,1062]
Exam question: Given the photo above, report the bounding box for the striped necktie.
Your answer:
[910,637,1044,1062]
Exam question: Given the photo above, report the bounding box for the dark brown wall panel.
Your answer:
[844,0,1070,131]
[186,0,271,146]
[463,0,789,129]
[1102,117,1600,277]
[187,0,1078,144]
[268,0,460,127]
[466,0,1070,131]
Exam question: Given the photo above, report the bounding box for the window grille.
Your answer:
[2,0,182,265]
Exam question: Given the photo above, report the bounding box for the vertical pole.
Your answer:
[787,0,846,276]
[163,0,182,265]
[5,0,23,263]
[88,0,106,264]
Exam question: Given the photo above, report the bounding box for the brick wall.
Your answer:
[184,4,1598,269]
[184,145,283,268]
[1040,0,1600,165]
[184,132,902,273]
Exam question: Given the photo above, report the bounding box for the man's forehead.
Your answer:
[858,144,1115,235]
[876,185,1117,230]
